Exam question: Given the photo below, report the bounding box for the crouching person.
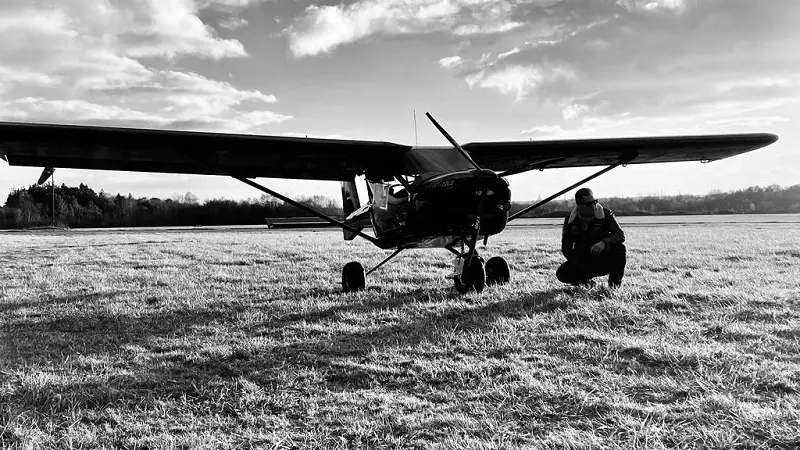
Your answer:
[557,188,626,288]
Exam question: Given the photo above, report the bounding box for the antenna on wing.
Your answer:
[413,109,418,146]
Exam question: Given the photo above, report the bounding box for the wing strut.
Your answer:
[225,172,380,245]
[508,155,635,222]
[179,150,380,244]
[366,247,404,275]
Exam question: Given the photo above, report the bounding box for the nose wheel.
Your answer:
[453,256,486,293]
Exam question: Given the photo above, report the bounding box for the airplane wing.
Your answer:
[0,122,778,181]
[463,133,779,176]
[0,122,411,181]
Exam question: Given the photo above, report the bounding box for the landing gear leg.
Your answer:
[447,222,488,293]
[342,247,405,293]
[452,254,486,294]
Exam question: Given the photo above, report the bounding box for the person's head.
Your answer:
[575,187,597,221]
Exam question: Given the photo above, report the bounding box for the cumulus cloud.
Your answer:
[1,71,290,132]
[467,65,542,101]
[116,0,247,59]
[438,56,463,69]
[286,0,526,57]
[435,0,800,134]
[465,63,576,101]
[0,0,290,134]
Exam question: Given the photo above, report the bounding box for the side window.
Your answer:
[370,181,389,210]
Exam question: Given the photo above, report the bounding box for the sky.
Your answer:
[0,0,798,204]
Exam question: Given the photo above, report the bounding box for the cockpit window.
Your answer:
[403,148,474,175]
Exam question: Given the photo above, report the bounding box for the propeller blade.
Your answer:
[425,112,482,171]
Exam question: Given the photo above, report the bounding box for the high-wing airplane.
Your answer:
[0,115,778,293]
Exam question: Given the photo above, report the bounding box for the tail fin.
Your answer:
[341,180,362,241]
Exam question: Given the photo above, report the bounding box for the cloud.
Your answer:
[638,0,686,13]
[454,21,524,36]
[0,67,60,88]
[1,97,169,125]
[0,71,290,132]
[286,0,526,57]
[117,0,247,60]
[219,16,249,30]
[497,47,521,60]
[0,1,248,91]
[467,65,542,101]
[450,0,800,133]
[0,1,290,134]
[199,0,269,9]
[562,103,589,121]
[465,63,575,101]
[706,116,790,129]
[438,56,464,69]
[520,125,565,136]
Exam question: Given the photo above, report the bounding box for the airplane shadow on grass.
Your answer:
[2,285,618,423]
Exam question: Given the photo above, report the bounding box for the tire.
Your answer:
[454,256,485,294]
[485,256,510,286]
[342,261,366,292]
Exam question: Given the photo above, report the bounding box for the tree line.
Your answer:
[0,184,339,229]
[511,184,800,218]
[1,183,798,229]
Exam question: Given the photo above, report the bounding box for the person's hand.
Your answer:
[590,241,606,254]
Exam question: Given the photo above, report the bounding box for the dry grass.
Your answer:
[1,223,799,449]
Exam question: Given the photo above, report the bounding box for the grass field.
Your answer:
[1,223,799,449]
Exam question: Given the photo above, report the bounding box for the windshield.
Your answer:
[403,148,474,175]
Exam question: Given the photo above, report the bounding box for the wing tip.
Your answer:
[765,133,779,145]
[750,132,779,150]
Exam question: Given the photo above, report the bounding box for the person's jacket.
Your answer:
[561,204,625,262]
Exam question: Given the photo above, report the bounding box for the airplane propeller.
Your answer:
[425,112,482,172]
[425,112,491,290]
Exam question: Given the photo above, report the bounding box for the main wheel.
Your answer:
[485,256,510,286]
[454,256,485,294]
[342,261,366,292]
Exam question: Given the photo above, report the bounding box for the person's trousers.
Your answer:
[556,243,626,286]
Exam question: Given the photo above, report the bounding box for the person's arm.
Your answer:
[561,217,578,262]
[602,209,625,246]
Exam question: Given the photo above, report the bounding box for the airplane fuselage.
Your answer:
[368,167,511,249]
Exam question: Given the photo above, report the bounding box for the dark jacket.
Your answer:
[561,205,625,262]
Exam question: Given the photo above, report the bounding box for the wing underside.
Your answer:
[0,122,778,181]
[0,122,410,181]
[464,133,779,175]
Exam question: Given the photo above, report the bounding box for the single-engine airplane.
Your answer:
[0,115,778,293]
